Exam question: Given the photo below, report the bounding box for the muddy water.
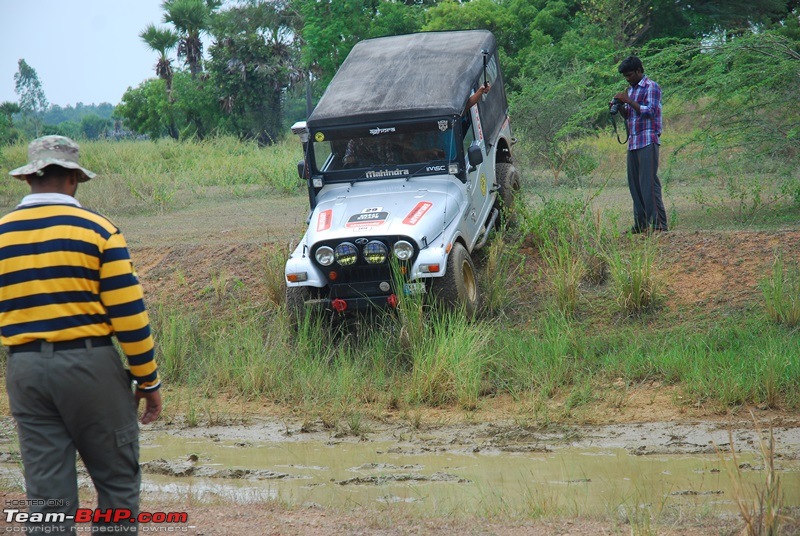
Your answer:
[135,432,800,518]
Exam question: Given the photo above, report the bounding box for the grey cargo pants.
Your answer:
[627,143,668,231]
[5,340,141,534]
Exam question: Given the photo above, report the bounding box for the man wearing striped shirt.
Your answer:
[2,135,161,533]
[613,55,668,233]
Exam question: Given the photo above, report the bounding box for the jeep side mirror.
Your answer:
[467,143,484,172]
[297,160,306,180]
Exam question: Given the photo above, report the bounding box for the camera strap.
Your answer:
[609,112,629,145]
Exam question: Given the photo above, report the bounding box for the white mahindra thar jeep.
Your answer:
[286,30,519,319]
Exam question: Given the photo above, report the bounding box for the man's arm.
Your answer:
[99,231,162,397]
[467,83,491,110]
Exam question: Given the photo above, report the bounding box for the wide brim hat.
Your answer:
[8,135,96,182]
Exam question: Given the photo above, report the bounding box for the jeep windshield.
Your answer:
[309,119,468,179]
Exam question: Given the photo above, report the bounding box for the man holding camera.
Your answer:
[613,55,668,234]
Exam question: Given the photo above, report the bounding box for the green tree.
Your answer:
[0,102,21,127]
[116,78,174,139]
[580,0,653,46]
[652,31,800,162]
[13,59,48,136]
[0,101,22,144]
[171,70,229,139]
[207,0,302,144]
[296,0,379,86]
[140,23,181,138]
[80,114,112,140]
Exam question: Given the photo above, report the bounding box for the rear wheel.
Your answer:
[432,242,480,317]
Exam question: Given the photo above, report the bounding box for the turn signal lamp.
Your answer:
[286,272,308,283]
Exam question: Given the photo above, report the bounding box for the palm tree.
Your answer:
[139,24,179,92]
[162,0,217,78]
[139,24,180,140]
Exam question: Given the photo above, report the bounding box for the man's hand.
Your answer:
[614,91,630,104]
[135,389,163,424]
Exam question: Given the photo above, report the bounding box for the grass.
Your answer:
[761,250,800,328]
[0,136,304,215]
[717,415,790,536]
[1,135,799,418]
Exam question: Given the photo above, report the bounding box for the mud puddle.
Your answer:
[137,420,800,517]
[2,419,798,518]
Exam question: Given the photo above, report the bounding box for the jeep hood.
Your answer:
[304,179,464,247]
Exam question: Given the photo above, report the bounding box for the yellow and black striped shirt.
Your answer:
[0,199,159,391]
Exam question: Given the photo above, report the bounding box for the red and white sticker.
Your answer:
[402,202,433,226]
[345,211,388,228]
[317,209,332,232]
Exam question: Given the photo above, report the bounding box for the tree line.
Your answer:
[1,0,798,162]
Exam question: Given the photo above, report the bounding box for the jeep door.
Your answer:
[462,104,493,249]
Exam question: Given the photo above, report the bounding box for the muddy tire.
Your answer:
[432,242,480,317]
[286,286,313,325]
[496,162,521,220]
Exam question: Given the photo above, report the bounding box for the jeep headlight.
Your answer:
[315,246,335,266]
[363,241,388,264]
[335,242,358,266]
[393,240,414,261]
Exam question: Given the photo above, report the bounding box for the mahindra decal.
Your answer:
[365,169,410,178]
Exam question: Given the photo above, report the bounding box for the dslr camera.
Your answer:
[609,97,623,115]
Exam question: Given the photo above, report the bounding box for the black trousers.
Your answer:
[627,143,668,231]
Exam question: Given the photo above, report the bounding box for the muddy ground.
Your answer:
[2,195,800,534]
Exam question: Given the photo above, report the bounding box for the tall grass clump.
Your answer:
[718,419,787,536]
[150,303,204,384]
[540,234,585,318]
[407,311,495,409]
[495,312,582,402]
[481,231,524,316]
[607,236,663,315]
[519,195,586,248]
[761,250,800,327]
[262,243,292,307]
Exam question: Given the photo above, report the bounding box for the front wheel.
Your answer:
[431,242,480,317]
[495,162,521,221]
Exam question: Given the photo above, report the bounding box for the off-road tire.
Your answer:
[495,162,521,220]
[432,242,480,317]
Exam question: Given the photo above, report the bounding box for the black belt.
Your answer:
[8,336,113,354]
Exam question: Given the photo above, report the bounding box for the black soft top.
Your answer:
[307,30,498,128]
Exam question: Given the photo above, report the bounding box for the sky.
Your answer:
[0,0,174,107]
